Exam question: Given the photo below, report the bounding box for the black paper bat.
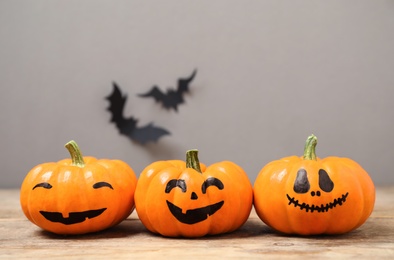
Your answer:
[106,83,170,145]
[138,69,197,111]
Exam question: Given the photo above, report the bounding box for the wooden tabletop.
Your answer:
[1,187,393,259]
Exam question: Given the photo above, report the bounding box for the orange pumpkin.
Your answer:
[135,150,253,237]
[253,134,375,235]
[20,140,137,235]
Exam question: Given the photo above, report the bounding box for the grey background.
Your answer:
[1,0,393,188]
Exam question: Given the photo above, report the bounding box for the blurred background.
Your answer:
[1,0,393,188]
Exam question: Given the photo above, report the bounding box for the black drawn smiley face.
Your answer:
[287,169,349,213]
[32,181,114,225]
[165,177,225,224]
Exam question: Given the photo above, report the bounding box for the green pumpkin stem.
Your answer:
[65,140,85,168]
[186,149,202,173]
[303,134,318,161]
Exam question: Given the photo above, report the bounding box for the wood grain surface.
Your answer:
[1,187,393,259]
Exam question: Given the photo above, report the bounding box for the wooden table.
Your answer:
[1,188,393,259]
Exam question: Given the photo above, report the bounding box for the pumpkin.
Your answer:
[134,150,253,237]
[253,134,375,235]
[20,140,137,235]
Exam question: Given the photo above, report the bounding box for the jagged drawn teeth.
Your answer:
[286,193,349,213]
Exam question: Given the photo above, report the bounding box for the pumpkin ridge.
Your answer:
[21,163,55,222]
[222,161,253,232]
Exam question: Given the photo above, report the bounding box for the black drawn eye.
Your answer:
[93,182,113,190]
[201,177,224,194]
[293,169,310,194]
[165,179,187,193]
[33,182,52,190]
[318,169,334,192]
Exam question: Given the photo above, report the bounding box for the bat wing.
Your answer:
[138,86,177,111]
[177,69,197,94]
[117,118,138,137]
[131,123,171,144]
[106,83,169,144]
[106,82,138,138]
[138,86,165,103]
[138,70,197,112]
[106,82,128,123]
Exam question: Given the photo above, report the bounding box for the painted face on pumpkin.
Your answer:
[32,181,113,225]
[165,177,224,224]
[286,169,349,213]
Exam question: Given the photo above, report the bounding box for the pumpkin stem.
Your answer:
[303,134,318,161]
[186,149,202,173]
[65,140,85,167]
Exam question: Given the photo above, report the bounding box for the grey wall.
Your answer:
[1,0,394,188]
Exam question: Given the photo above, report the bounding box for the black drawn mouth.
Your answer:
[286,193,349,213]
[40,208,107,225]
[166,200,224,224]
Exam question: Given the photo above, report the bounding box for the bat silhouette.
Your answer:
[138,69,197,111]
[106,83,170,145]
